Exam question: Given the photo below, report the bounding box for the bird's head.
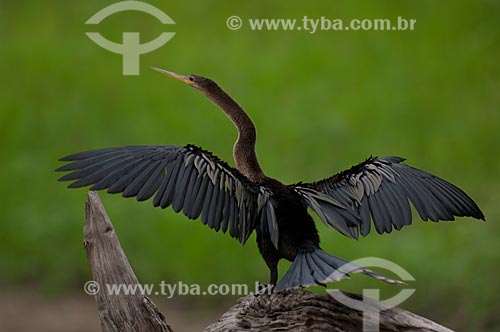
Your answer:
[151,67,216,91]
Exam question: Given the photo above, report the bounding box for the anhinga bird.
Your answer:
[57,68,484,290]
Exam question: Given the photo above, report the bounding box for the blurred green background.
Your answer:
[1,1,499,331]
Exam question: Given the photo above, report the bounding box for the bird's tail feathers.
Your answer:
[274,248,403,291]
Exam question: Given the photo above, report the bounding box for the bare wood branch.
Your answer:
[205,290,454,332]
[84,191,173,332]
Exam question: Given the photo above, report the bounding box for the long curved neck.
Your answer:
[198,83,266,182]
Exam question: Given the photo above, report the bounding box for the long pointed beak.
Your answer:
[151,67,193,85]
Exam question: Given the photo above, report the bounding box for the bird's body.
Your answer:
[255,177,320,285]
[57,69,484,290]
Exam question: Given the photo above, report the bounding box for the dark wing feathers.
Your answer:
[57,145,277,246]
[293,156,484,238]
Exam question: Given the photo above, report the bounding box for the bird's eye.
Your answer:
[189,76,194,82]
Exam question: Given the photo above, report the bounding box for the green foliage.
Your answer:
[1,1,499,330]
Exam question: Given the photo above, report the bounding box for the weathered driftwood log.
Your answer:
[84,191,173,332]
[84,191,454,332]
[205,290,453,332]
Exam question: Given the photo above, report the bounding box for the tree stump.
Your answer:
[83,191,454,332]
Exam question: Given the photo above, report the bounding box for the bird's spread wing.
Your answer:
[56,145,278,246]
[292,156,484,238]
